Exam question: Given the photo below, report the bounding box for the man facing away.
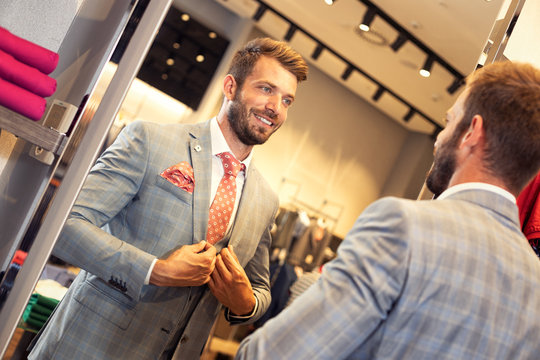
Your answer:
[236,61,540,359]
[28,37,308,359]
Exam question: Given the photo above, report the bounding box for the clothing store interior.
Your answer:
[0,0,538,358]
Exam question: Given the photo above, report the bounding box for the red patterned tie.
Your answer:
[207,152,245,244]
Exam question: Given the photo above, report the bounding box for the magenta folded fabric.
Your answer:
[0,50,56,97]
[0,76,46,121]
[0,26,59,75]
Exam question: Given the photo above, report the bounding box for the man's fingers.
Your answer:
[190,241,207,252]
[203,241,216,252]
[220,247,242,272]
[213,254,227,274]
[228,245,240,263]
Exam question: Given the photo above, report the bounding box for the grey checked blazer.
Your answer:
[236,189,540,359]
[29,120,277,359]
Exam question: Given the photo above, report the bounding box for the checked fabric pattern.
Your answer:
[207,152,245,244]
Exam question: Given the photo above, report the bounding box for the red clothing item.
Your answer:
[0,49,57,97]
[517,172,540,255]
[0,26,59,74]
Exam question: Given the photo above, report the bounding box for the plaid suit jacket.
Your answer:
[29,120,277,359]
[237,189,540,359]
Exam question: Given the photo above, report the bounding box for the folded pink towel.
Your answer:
[0,50,56,97]
[0,76,46,121]
[0,26,59,75]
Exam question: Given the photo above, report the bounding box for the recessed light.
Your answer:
[358,24,370,32]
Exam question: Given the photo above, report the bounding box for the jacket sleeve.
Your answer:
[52,121,156,300]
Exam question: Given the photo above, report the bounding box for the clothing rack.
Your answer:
[279,177,343,232]
[286,198,342,233]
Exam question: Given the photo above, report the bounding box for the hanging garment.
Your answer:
[517,171,540,257]
[288,219,332,271]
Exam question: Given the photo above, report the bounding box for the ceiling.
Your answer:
[213,0,507,135]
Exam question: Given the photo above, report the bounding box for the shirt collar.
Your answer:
[210,117,252,172]
[437,182,516,203]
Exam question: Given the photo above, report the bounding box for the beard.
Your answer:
[426,133,460,198]
[227,91,278,146]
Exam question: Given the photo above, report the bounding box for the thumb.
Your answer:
[191,240,207,252]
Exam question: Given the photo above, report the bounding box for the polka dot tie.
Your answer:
[207,152,245,244]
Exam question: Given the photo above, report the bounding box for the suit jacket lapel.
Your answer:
[188,121,212,244]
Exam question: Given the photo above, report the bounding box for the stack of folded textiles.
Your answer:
[0,26,59,121]
[22,293,59,331]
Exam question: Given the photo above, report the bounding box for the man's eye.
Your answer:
[283,98,292,106]
[262,86,271,93]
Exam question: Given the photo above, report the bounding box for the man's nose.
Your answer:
[265,94,281,114]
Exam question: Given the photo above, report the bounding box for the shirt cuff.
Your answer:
[225,297,258,322]
[144,258,158,285]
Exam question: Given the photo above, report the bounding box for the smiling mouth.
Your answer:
[254,114,273,126]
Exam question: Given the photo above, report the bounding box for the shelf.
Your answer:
[0,105,68,155]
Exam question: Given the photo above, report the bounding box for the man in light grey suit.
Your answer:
[236,61,540,359]
[28,37,308,359]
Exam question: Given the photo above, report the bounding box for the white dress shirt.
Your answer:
[438,182,516,203]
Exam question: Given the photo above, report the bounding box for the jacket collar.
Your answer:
[441,187,520,228]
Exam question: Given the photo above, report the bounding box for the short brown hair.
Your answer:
[227,37,308,89]
[456,61,540,193]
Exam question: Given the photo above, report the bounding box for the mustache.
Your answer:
[253,109,277,120]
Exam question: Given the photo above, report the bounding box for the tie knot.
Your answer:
[217,152,245,177]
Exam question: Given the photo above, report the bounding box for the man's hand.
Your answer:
[208,245,256,316]
[150,241,216,287]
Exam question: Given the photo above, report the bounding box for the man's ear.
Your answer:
[460,115,484,148]
[223,74,237,101]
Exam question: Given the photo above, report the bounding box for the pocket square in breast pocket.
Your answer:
[160,161,194,193]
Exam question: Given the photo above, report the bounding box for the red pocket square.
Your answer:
[160,162,194,193]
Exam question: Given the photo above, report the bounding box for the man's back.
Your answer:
[237,188,540,359]
[354,189,540,359]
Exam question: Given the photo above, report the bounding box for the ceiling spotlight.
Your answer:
[390,33,407,52]
[403,107,415,122]
[166,58,175,66]
[173,42,180,49]
[311,43,324,60]
[181,13,190,22]
[420,55,434,77]
[196,54,205,63]
[359,7,376,32]
[253,3,268,21]
[284,24,297,41]
[208,32,217,39]
[341,65,354,81]
[372,86,385,102]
